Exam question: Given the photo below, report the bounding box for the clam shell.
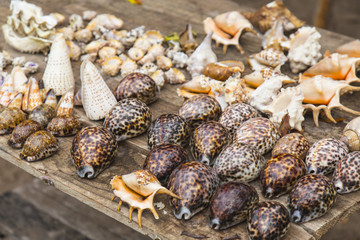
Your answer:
[8,120,43,149]
[47,114,82,137]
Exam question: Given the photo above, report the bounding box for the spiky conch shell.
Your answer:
[80,60,117,120]
[43,34,75,96]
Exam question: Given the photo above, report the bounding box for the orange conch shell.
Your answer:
[56,88,74,116]
[345,59,360,84]
[178,75,211,94]
[336,40,360,58]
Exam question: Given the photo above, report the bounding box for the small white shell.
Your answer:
[83,10,97,21]
[74,29,93,43]
[66,41,81,61]
[98,47,117,62]
[172,51,188,68]
[101,56,123,77]
[151,69,165,88]
[12,57,26,67]
[57,27,75,41]
[138,44,165,65]
[85,39,107,54]
[137,63,158,76]
[69,14,84,31]
[11,66,27,92]
[165,68,186,84]
[128,47,145,61]
[133,37,152,51]
[0,50,12,71]
[23,61,39,74]
[156,56,173,71]
[81,53,97,63]
[86,14,123,31]
[248,48,287,71]
[120,58,138,77]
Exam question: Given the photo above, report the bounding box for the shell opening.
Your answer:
[199,154,211,165]
[334,180,344,193]
[174,206,191,220]
[307,166,317,174]
[77,165,95,179]
[291,210,302,223]
[263,188,274,199]
[210,218,220,230]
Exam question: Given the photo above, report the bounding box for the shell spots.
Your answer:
[333,151,360,194]
[272,133,310,159]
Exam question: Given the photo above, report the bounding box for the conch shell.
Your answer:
[336,40,360,58]
[262,20,288,50]
[111,170,180,228]
[243,68,295,88]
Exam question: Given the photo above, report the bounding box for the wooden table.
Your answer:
[0,0,359,239]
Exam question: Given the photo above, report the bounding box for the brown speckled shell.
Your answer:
[8,120,43,149]
[219,102,260,136]
[288,174,337,223]
[260,154,306,198]
[167,161,219,220]
[178,94,222,130]
[113,72,158,104]
[71,126,117,179]
[104,98,152,141]
[209,182,259,230]
[272,133,310,159]
[233,117,280,155]
[143,143,188,185]
[333,151,360,194]
[305,138,348,175]
[47,114,82,137]
[0,107,27,135]
[147,114,189,149]
[214,143,265,183]
[28,104,56,127]
[191,121,228,165]
[248,201,290,240]
[20,130,59,162]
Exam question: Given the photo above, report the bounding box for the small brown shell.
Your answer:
[0,107,27,135]
[272,133,310,159]
[28,104,56,127]
[202,61,245,81]
[46,114,82,137]
[8,120,43,149]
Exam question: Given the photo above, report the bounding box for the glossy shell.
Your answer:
[8,120,43,149]
[46,114,82,137]
[20,130,59,162]
[333,151,360,194]
[289,174,337,223]
[28,104,56,127]
[305,138,349,175]
[143,143,189,185]
[272,133,310,159]
[214,143,265,183]
[248,201,290,240]
[147,114,189,149]
[0,107,27,135]
[178,94,222,129]
[233,117,280,155]
[167,161,219,220]
[209,182,259,230]
[71,126,118,179]
[260,154,306,198]
[202,60,245,81]
[104,98,152,141]
[219,102,260,136]
[191,121,228,165]
[341,116,360,151]
[113,72,158,104]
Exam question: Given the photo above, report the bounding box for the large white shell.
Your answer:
[80,60,117,120]
[43,34,74,96]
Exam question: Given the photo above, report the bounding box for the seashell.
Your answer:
[80,60,117,120]
[143,144,189,185]
[248,201,290,240]
[168,162,219,220]
[186,31,217,78]
[69,14,84,31]
[164,68,186,85]
[7,92,23,109]
[98,46,117,62]
[0,90,12,107]
[288,174,337,223]
[74,29,93,43]
[178,94,222,130]
[340,116,360,151]
[233,117,280,155]
[71,126,117,178]
[148,114,190,149]
[128,47,144,61]
[191,121,228,165]
[8,120,43,149]
[56,88,74,116]
[305,138,348,175]
[83,10,97,21]
[0,72,14,97]
[101,56,122,77]
[243,0,305,33]
[243,67,295,88]
[333,151,360,194]
[80,53,97,63]
[103,98,152,141]
[214,142,265,183]
[272,133,310,159]
[219,102,260,135]
[0,50,12,71]
[28,104,56,127]
[210,182,258,230]
[106,39,124,55]
[120,58,138,77]
[43,34,75,96]
[74,88,82,106]
[23,61,39,74]
[261,154,306,198]
[133,37,152,52]
[138,44,165,65]
[156,56,172,71]
[262,20,288,50]
[0,107,27,135]
[179,24,198,55]
[345,59,360,84]
[248,48,287,71]
[137,63,158,77]
[49,13,65,25]
[85,40,107,54]
[22,77,42,112]
[57,27,75,41]
[178,75,210,95]
[202,61,244,81]
[335,39,360,58]
[143,30,164,45]
[47,114,82,137]
[172,51,188,68]
[12,57,26,67]
[66,41,81,61]
[150,70,165,88]
[222,73,249,105]
[42,89,57,109]
[113,72,158,104]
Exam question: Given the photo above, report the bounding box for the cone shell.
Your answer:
[8,120,43,149]
[47,114,82,137]
[43,89,57,109]
[22,77,42,112]
[11,66,28,92]
[272,133,310,159]
[56,88,74,116]
[333,151,360,194]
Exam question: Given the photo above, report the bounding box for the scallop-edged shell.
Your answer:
[43,34,75,96]
[28,104,56,127]
[47,114,82,137]
[272,133,310,159]
[248,201,290,240]
[233,117,280,155]
[202,61,245,81]
[113,73,158,105]
[335,39,360,58]
[261,154,306,198]
[210,182,259,230]
[103,98,152,141]
[8,120,43,149]
[20,130,59,162]
[191,121,228,165]
[143,144,189,185]
[248,48,287,71]
[71,126,117,179]
[333,151,360,194]
[214,143,265,183]
[147,114,190,149]
[168,162,219,220]
[81,60,118,120]
[305,138,349,175]
[289,174,337,223]
[341,116,360,151]
[0,107,27,135]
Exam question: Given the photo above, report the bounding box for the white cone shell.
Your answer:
[43,34,74,96]
[80,60,117,120]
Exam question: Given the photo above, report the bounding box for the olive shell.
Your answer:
[47,114,82,137]
[333,151,360,194]
[28,104,56,127]
[272,133,310,159]
[0,107,27,135]
[8,120,43,149]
